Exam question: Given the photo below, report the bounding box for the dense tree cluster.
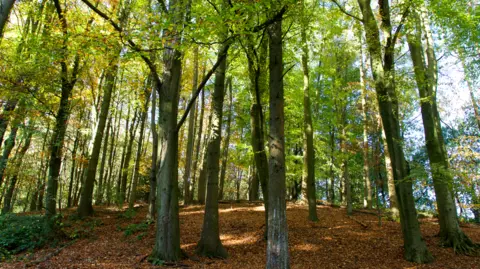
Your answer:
[0,0,479,266]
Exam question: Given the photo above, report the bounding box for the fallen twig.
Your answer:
[25,240,77,268]
[348,215,369,229]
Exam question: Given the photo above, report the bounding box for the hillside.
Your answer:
[2,203,479,269]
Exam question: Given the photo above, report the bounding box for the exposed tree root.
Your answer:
[440,232,480,256]
[24,240,76,268]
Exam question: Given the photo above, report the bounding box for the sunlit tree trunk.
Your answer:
[119,110,138,207]
[266,10,290,268]
[356,0,432,262]
[407,7,477,254]
[67,130,80,208]
[190,84,205,202]
[148,80,158,220]
[0,99,17,150]
[95,115,112,205]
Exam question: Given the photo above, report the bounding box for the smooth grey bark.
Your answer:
[183,47,199,204]
[407,8,477,254]
[0,0,15,39]
[152,0,184,260]
[328,128,335,203]
[119,110,138,207]
[147,81,158,220]
[67,129,80,208]
[356,0,433,263]
[2,124,33,214]
[95,115,111,205]
[245,32,269,233]
[78,62,118,217]
[196,43,229,258]
[197,102,213,205]
[266,14,290,268]
[129,95,149,210]
[300,2,318,221]
[218,77,232,200]
[359,37,372,209]
[190,83,205,202]
[116,106,130,204]
[30,123,49,211]
[379,116,399,218]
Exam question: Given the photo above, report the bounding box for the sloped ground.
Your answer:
[3,202,480,268]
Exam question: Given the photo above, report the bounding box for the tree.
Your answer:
[266,5,290,268]
[0,0,15,39]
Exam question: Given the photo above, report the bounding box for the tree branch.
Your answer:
[252,5,288,32]
[392,1,411,45]
[331,0,363,22]
[80,0,162,89]
[176,39,233,132]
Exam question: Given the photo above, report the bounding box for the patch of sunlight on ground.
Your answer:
[292,243,320,251]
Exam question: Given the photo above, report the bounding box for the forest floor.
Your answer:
[2,202,480,269]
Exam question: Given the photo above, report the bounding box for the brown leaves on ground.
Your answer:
[3,203,480,269]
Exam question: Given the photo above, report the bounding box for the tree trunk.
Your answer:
[301,1,318,221]
[78,62,118,217]
[218,77,233,200]
[148,79,158,220]
[196,43,229,258]
[328,129,335,204]
[183,47,199,205]
[119,110,139,207]
[116,106,130,205]
[266,13,290,268]
[356,0,432,262]
[190,79,205,202]
[407,8,477,254]
[359,36,372,209]
[2,124,33,214]
[379,115,399,218]
[129,96,149,210]
[95,115,111,205]
[197,99,213,205]
[152,0,184,260]
[0,0,15,39]
[67,129,80,208]
[0,124,18,188]
[0,99,17,150]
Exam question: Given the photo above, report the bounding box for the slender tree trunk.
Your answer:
[0,99,17,150]
[119,110,139,207]
[197,100,213,205]
[301,2,318,221]
[196,42,229,258]
[266,13,290,268]
[95,115,111,205]
[190,84,205,202]
[328,129,335,204]
[116,106,130,205]
[2,125,33,213]
[183,47,199,205]
[0,0,15,39]
[0,124,18,188]
[218,77,233,200]
[129,96,149,210]
[78,61,118,217]
[359,37,372,209]
[356,0,432,262]
[67,130,80,208]
[148,80,158,220]
[407,8,477,254]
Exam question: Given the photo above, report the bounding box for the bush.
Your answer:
[0,214,47,260]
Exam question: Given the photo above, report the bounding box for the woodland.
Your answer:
[0,0,479,268]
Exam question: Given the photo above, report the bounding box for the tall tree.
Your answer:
[354,0,433,262]
[266,5,290,268]
[45,0,81,233]
[0,0,15,39]
[407,5,477,254]
[300,0,318,222]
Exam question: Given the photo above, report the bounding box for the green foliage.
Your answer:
[123,222,149,237]
[0,214,46,260]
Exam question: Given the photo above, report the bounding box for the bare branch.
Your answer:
[331,0,363,22]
